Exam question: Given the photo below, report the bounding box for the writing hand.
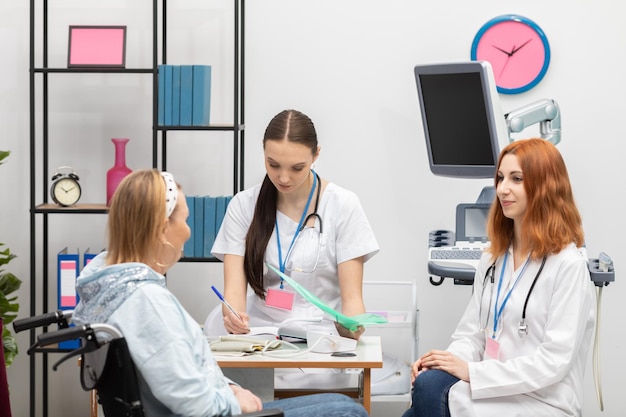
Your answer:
[223,310,250,334]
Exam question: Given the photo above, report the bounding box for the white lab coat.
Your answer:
[446,243,596,417]
[205,181,379,336]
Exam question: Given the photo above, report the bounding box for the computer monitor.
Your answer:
[413,61,509,179]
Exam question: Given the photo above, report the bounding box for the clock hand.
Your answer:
[510,39,532,55]
[492,45,512,57]
[499,56,511,79]
[65,186,76,192]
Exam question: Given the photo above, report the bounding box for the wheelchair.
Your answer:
[14,311,283,417]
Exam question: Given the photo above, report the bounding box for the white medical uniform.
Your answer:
[205,181,379,336]
[446,243,596,417]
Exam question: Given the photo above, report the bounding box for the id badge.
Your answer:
[265,288,295,311]
[485,335,501,360]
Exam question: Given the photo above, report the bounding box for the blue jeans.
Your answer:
[401,370,460,417]
[264,393,368,417]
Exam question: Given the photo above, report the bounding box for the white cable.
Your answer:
[593,286,604,411]
[260,336,342,358]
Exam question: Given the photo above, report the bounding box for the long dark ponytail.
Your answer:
[244,109,318,298]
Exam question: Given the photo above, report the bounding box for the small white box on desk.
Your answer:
[306,330,357,353]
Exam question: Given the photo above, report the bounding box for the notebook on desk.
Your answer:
[428,203,491,269]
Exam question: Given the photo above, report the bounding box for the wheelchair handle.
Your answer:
[13,310,73,333]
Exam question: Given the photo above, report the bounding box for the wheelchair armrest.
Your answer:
[32,325,89,349]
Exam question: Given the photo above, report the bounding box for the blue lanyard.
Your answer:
[492,251,530,338]
[275,170,318,285]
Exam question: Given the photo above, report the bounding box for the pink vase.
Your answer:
[106,138,132,206]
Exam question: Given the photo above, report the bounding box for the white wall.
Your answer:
[1,0,624,416]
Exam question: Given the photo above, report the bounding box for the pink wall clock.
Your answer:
[471,15,550,94]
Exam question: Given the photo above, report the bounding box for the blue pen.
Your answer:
[211,285,244,321]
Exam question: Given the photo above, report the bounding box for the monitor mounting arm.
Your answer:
[505,99,561,145]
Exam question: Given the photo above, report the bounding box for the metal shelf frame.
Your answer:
[27,1,245,416]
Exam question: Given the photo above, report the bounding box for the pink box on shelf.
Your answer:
[67,25,127,68]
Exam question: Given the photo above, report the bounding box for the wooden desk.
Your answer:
[216,336,383,414]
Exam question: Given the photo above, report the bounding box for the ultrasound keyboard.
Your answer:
[429,247,483,260]
[428,246,487,270]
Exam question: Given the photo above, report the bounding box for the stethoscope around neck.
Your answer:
[276,170,324,278]
[298,171,323,236]
[479,254,547,338]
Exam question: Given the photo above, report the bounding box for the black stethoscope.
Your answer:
[479,255,547,338]
[300,171,323,235]
[279,171,324,275]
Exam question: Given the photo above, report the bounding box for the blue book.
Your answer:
[184,195,195,258]
[163,65,173,126]
[57,247,80,349]
[172,65,181,126]
[180,65,193,126]
[158,65,165,126]
[82,248,102,270]
[192,65,212,126]
[203,196,217,258]
[215,196,228,236]
[193,196,204,258]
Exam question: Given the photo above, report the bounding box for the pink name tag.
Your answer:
[265,288,295,311]
[485,336,501,360]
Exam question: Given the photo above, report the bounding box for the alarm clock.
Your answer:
[50,166,81,206]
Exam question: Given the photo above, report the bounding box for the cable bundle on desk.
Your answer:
[261,336,353,358]
[209,335,354,359]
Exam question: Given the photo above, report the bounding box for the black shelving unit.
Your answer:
[158,0,245,196]
[160,0,245,264]
[27,1,245,415]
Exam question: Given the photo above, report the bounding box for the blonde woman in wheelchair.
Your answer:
[72,169,368,417]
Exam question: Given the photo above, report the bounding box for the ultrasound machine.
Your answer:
[412,61,613,288]
[413,61,614,411]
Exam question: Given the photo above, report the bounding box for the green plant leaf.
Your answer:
[0,278,21,330]
[0,152,21,367]
[0,271,21,296]
[2,326,18,367]
[0,245,17,267]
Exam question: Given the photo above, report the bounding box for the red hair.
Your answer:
[487,138,584,260]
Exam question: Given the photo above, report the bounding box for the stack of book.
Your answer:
[184,195,232,259]
[158,64,212,126]
[57,247,103,348]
